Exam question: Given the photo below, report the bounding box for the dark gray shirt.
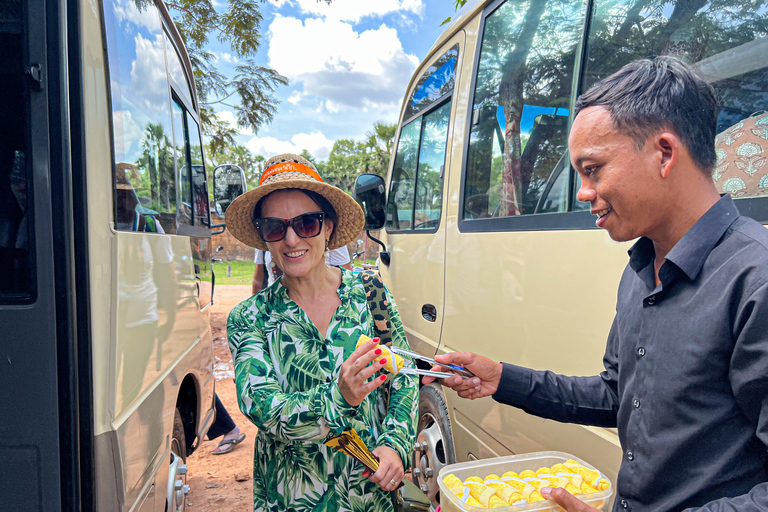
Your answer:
[493,195,768,511]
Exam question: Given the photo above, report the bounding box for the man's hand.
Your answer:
[421,352,503,400]
[540,487,601,512]
[364,446,404,492]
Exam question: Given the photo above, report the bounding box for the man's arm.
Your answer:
[426,317,621,428]
[683,281,768,511]
[252,263,264,296]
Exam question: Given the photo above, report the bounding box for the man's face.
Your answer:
[569,107,665,242]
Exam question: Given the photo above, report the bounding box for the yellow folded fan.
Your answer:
[356,335,405,374]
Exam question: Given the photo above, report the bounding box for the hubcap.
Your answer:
[412,412,448,505]
[169,438,187,512]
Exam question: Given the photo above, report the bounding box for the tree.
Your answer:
[360,121,397,177]
[163,0,289,148]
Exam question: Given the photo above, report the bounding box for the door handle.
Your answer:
[422,304,437,322]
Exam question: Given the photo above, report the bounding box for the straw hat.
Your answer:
[225,153,365,251]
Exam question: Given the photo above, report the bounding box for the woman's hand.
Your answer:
[338,337,389,407]
[364,446,404,492]
[421,352,503,400]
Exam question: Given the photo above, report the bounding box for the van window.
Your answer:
[187,114,209,224]
[580,0,768,204]
[462,0,583,220]
[405,44,459,120]
[104,0,177,234]
[415,102,451,229]
[387,118,421,230]
[164,32,194,110]
[172,99,193,226]
[0,20,32,299]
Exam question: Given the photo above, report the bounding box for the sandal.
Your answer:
[212,433,246,455]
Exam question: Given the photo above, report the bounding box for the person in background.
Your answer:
[425,57,768,511]
[207,394,246,455]
[252,245,352,295]
[225,153,418,511]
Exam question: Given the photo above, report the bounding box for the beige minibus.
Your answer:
[0,0,244,510]
[353,0,768,507]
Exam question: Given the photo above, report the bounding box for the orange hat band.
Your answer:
[259,161,324,186]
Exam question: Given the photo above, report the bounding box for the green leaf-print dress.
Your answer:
[227,268,419,512]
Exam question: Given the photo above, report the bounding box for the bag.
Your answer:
[360,270,404,512]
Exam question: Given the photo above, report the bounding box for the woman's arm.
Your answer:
[373,286,419,469]
[227,300,366,443]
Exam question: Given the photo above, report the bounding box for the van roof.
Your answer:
[426,0,488,61]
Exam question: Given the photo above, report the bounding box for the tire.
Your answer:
[411,383,455,506]
[167,408,188,512]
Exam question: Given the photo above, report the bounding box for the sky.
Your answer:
[205,0,456,160]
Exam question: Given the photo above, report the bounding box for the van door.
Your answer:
[380,35,464,357]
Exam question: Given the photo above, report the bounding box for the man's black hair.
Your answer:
[574,56,719,173]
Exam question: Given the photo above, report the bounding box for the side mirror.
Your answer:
[353,174,386,230]
[213,164,247,216]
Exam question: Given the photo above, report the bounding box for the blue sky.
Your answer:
[204,0,455,160]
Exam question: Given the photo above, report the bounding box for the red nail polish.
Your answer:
[373,337,380,344]
[374,348,382,355]
[379,375,387,381]
[380,358,387,365]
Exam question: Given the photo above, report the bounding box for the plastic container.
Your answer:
[437,451,613,512]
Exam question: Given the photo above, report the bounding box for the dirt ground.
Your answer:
[185,285,256,512]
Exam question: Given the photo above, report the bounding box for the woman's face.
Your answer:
[260,189,335,278]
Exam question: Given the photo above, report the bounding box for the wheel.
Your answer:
[411,383,455,506]
[167,407,189,512]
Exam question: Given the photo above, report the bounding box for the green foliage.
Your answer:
[441,0,469,26]
[165,0,288,148]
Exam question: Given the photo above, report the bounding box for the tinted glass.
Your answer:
[386,118,422,230]
[164,32,193,109]
[581,0,768,203]
[172,99,192,226]
[104,0,176,234]
[187,113,209,224]
[0,22,32,299]
[405,44,459,119]
[463,0,582,219]
[415,101,451,229]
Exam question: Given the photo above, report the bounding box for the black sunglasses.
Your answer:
[254,212,325,243]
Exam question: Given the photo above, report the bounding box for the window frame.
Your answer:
[458,0,593,233]
[386,42,461,235]
[172,94,194,228]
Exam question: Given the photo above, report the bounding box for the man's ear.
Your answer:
[656,132,679,179]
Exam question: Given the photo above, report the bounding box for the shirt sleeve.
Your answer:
[254,250,263,264]
[373,284,419,470]
[683,281,768,511]
[491,316,621,428]
[227,300,360,443]
[328,247,351,265]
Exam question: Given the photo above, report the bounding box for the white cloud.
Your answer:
[277,0,424,23]
[113,0,159,30]
[325,100,340,113]
[216,109,254,136]
[212,51,239,64]
[287,91,304,105]
[246,131,334,160]
[131,33,170,113]
[112,110,143,161]
[268,17,418,111]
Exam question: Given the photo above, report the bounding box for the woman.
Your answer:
[225,154,418,511]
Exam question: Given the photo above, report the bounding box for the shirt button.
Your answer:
[326,377,331,383]
[627,451,634,461]
[637,347,646,357]
[621,499,628,509]
[633,399,640,408]
[646,296,656,305]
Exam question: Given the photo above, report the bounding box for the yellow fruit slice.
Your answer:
[580,481,598,494]
[535,467,552,475]
[557,472,584,487]
[528,490,545,502]
[550,463,568,473]
[465,476,485,483]
[501,476,536,497]
[519,470,537,479]
[443,474,463,489]
[464,481,498,507]
[483,476,517,503]
[488,495,508,508]
[522,477,550,490]
[449,485,483,508]
[508,492,525,505]
[501,471,519,479]
[537,473,569,488]
[566,465,610,491]
[355,335,405,374]
[565,483,582,495]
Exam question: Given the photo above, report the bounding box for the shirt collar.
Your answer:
[628,194,740,281]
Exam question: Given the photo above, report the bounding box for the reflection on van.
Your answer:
[367,0,768,508]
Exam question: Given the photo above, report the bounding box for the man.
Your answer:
[424,57,768,511]
[251,245,353,295]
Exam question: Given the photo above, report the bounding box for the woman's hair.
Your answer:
[253,189,338,238]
